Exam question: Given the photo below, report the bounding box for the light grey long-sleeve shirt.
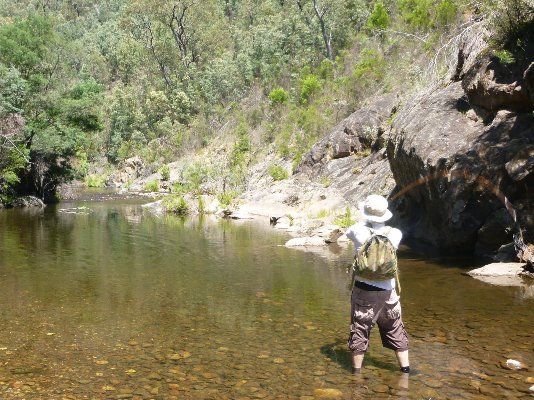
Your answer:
[345,221,402,290]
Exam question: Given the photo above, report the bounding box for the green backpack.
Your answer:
[349,229,401,293]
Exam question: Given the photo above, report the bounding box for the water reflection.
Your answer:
[0,202,532,399]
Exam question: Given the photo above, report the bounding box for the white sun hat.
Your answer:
[358,194,393,223]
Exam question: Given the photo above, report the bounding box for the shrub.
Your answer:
[353,49,385,83]
[144,179,159,192]
[367,2,390,30]
[320,176,331,187]
[163,195,189,215]
[300,74,322,103]
[230,135,251,167]
[159,164,170,181]
[316,209,330,218]
[435,0,458,27]
[268,88,289,105]
[268,164,288,181]
[218,190,238,207]
[354,148,372,158]
[334,206,355,228]
[182,163,211,192]
[85,174,107,188]
[399,0,432,30]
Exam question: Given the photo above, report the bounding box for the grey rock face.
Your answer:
[293,94,399,208]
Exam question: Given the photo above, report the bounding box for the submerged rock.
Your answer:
[313,388,343,398]
[501,359,525,370]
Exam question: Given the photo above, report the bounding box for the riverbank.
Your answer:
[85,24,533,265]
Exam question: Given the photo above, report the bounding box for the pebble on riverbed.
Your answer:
[501,359,525,370]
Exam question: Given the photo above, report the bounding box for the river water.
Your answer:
[0,199,532,399]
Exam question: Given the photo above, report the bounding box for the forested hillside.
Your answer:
[0,0,532,205]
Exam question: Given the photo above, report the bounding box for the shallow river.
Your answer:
[0,200,532,399]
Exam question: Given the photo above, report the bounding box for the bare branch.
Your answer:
[372,28,429,43]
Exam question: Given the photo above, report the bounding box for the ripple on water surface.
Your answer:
[0,202,532,399]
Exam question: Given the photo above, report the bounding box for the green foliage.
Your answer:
[316,209,330,218]
[0,64,26,114]
[182,163,211,192]
[159,164,170,181]
[494,49,516,64]
[144,180,159,192]
[268,164,288,181]
[85,174,107,188]
[367,2,390,30]
[163,195,189,215]
[334,206,355,228]
[299,74,322,104]
[318,59,335,80]
[230,134,251,168]
[0,141,28,204]
[489,0,534,47]
[398,0,433,30]
[217,190,238,207]
[268,88,289,105]
[0,15,55,79]
[63,78,104,132]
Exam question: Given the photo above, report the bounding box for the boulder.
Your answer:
[141,200,164,215]
[11,196,45,208]
[387,80,533,256]
[311,225,343,243]
[285,236,327,247]
[108,156,146,188]
[467,262,529,287]
[297,93,398,174]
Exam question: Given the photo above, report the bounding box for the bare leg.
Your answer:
[395,350,409,368]
[351,352,365,372]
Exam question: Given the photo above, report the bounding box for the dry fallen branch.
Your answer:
[372,28,429,44]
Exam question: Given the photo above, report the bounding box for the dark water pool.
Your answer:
[0,201,532,399]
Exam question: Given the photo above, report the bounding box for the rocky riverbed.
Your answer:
[0,204,533,399]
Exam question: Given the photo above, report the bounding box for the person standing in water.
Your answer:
[345,194,410,374]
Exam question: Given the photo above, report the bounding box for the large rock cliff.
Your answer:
[386,51,533,258]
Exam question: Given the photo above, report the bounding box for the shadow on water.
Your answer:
[321,339,398,373]
[321,339,352,372]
